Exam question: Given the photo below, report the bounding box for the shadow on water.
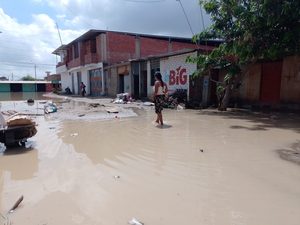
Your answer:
[198,109,300,133]
[155,124,173,129]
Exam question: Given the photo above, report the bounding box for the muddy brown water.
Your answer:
[1,94,300,225]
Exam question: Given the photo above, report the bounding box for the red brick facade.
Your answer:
[106,32,136,64]
[63,30,197,69]
[140,37,169,57]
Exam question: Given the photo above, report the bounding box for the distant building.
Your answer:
[0,81,52,92]
[53,29,204,97]
[44,72,61,91]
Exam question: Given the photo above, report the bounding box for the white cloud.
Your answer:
[45,0,210,36]
[0,0,211,79]
[0,8,82,79]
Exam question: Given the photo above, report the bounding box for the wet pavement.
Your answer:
[1,94,300,225]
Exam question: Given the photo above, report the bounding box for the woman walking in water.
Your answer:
[153,72,168,126]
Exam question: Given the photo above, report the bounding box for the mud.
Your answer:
[1,95,300,225]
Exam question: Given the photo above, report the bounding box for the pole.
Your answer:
[34,64,37,93]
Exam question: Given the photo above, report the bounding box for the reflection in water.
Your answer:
[0,148,38,180]
[58,112,170,170]
[0,97,300,225]
[0,92,48,101]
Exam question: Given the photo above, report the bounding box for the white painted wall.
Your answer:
[147,52,197,99]
[60,62,103,95]
[160,52,197,99]
[61,72,72,92]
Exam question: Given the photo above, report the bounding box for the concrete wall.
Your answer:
[280,56,300,103]
[107,67,118,97]
[61,72,72,92]
[238,64,261,103]
[235,56,300,105]
[146,52,197,99]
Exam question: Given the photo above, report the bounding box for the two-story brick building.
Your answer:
[53,29,199,97]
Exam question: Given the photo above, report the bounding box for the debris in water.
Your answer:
[70,133,78,137]
[8,195,24,213]
[128,217,144,225]
[177,105,184,110]
[78,114,85,117]
[88,103,101,108]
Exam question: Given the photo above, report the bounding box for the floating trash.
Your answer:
[128,217,144,225]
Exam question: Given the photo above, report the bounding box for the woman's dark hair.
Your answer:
[154,71,164,87]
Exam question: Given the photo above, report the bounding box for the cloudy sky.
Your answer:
[0,0,210,80]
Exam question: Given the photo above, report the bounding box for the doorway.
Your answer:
[119,75,124,93]
[260,61,282,103]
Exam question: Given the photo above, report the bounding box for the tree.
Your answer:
[20,75,36,81]
[188,0,300,110]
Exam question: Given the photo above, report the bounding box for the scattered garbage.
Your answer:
[88,103,102,108]
[114,175,120,179]
[9,195,24,213]
[106,107,119,113]
[113,93,133,104]
[200,149,204,152]
[49,127,56,130]
[177,104,184,110]
[27,99,34,105]
[70,133,78,137]
[143,102,154,106]
[128,217,144,225]
[78,114,85,117]
[44,101,57,114]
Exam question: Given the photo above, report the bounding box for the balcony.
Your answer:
[56,62,67,74]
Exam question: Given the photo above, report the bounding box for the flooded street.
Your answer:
[1,95,300,225]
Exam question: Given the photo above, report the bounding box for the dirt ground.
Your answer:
[0,95,300,225]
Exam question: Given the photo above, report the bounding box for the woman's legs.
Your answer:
[155,113,159,123]
[159,112,163,125]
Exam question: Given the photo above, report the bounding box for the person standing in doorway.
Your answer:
[153,72,168,126]
[80,82,86,97]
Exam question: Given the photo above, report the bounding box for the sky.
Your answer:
[0,0,211,80]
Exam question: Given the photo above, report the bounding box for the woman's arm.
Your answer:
[153,81,159,97]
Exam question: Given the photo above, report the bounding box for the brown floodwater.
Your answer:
[0,95,300,225]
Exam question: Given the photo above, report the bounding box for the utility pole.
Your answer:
[34,64,37,92]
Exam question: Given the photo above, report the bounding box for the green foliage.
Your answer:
[21,75,36,81]
[190,0,300,78]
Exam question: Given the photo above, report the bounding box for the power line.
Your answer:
[176,0,195,36]
[0,61,56,66]
[56,22,63,45]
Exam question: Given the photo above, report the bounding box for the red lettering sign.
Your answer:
[169,70,176,85]
[169,66,187,86]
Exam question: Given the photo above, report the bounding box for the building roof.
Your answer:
[52,29,223,56]
[52,44,68,55]
[0,81,51,84]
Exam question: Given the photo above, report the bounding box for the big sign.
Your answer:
[160,52,197,93]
